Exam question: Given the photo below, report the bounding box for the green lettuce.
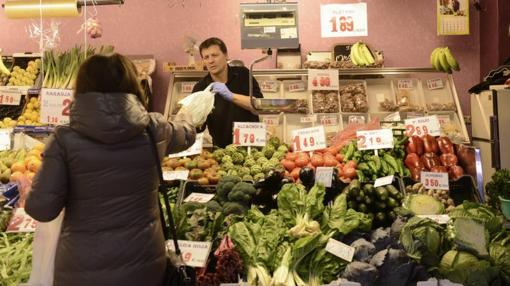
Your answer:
[489,234,510,284]
[439,250,499,286]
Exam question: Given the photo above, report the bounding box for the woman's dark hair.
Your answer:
[74,53,147,108]
[199,37,228,57]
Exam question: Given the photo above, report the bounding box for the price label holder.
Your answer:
[356,129,394,151]
[300,115,317,123]
[0,129,12,151]
[0,86,23,106]
[426,79,444,90]
[325,238,355,262]
[163,170,189,181]
[6,208,37,233]
[315,167,334,188]
[288,81,306,92]
[374,175,394,188]
[291,126,327,152]
[319,114,338,126]
[404,115,441,137]
[180,82,196,93]
[168,133,204,158]
[421,171,449,190]
[417,214,450,224]
[262,115,280,126]
[183,193,215,204]
[233,122,266,147]
[260,80,279,93]
[308,69,339,91]
[40,88,73,125]
[397,79,414,90]
[384,112,401,122]
[320,3,368,37]
[166,240,212,268]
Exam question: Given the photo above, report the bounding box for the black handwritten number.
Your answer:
[62,98,72,116]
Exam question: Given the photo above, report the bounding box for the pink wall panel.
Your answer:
[0,0,480,115]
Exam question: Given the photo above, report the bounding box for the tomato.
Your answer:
[285,152,298,161]
[344,167,357,179]
[290,167,301,181]
[281,159,296,171]
[295,156,309,167]
[311,154,325,167]
[345,160,357,169]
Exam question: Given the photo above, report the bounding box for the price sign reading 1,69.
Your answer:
[421,171,449,190]
[233,122,266,147]
[40,88,73,125]
[291,126,327,152]
[404,115,441,137]
[356,129,394,150]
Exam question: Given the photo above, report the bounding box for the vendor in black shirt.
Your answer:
[192,37,263,148]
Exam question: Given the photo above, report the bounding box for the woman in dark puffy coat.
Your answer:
[25,53,196,286]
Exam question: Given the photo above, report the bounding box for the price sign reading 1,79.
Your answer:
[233,122,266,147]
[291,126,327,152]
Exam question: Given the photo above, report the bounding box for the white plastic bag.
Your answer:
[177,83,215,127]
[21,210,64,286]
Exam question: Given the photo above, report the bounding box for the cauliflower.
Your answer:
[251,164,263,176]
[232,152,245,165]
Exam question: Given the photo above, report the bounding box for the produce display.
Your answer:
[6,60,41,87]
[16,96,42,126]
[379,98,399,112]
[162,151,220,185]
[0,233,33,285]
[340,83,368,112]
[312,91,339,113]
[405,182,455,212]
[0,54,11,85]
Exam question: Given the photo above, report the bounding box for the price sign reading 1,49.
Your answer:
[404,115,441,137]
[291,126,327,152]
[356,129,394,150]
[40,88,73,125]
[233,122,266,147]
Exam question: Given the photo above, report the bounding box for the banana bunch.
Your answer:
[430,47,460,73]
[350,42,375,67]
[0,50,10,76]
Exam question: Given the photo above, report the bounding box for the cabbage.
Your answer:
[448,201,503,237]
[402,194,444,215]
[447,217,489,257]
[439,250,499,286]
[177,83,215,126]
[489,235,510,284]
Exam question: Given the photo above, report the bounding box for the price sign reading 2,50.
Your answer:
[330,16,354,32]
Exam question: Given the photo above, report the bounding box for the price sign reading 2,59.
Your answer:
[291,126,327,152]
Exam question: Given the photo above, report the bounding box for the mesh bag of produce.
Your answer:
[177,83,215,127]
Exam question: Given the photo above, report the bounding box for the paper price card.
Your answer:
[374,175,394,188]
[421,171,449,190]
[260,80,279,93]
[397,79,414,90]
[163,170,189,181]
[404,115,441,137]
[417,214,450,224]
[427,79,444,90]
[315,167,334,188]
[168,133,204,158]
[180,82,196,93]
[184,193,215,204]
[325,238,355,262]
[319,115,338,126]
[356,129,394,150]
[288,81,306,92]
[40,88,73,125]
[308,69,339,91]
[291,126,327,152]
[300,115,317,123]
[233,122,266,147]
[0,86,23,106]
[0,129,11,151]
[437,115,451,125]
[166,240,212,268]
[6,208,37,233]
[320,3,368,37]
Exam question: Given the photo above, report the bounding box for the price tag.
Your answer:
[163,170,189,181]
[421,171,449,190]
[404,115,441,137]
[184,192,215,203]
[40,88,73,125]
[233,122,266,147]
[417,214,450,224]
[288,81,306,92]
[168,133,204,158]
[426,79,444,90]
[397,79,414,90]
[384,112,401,122]
[325,238,355,262]
[356,129,394,150]
[320,3,368,37]
[374,175,394,188]
[300,115,317,123]
[166,240,212,268]
[319,115,338,126]
[291,126,327,152]
[180,82,196,93]
[308,69,339,91]
[315,167,334,188]
[6,208,37,233]
[262,115,280,126]
[348,115,365,124]
[260,80,279,93]
[437,115,451,125]
[0,129,11,151]
[0,87,23,106]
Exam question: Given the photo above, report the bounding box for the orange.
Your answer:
[27,159,41,173]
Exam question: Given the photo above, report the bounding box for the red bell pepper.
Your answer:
[422,134,439,154]
[440,153,458,167]
[421,152,441,170]
[405,136,424,156]
[437,136,454,154]
[405,153,423,169]
[430,166,448,173]
[449,165,464,180]
[410,166,424,181]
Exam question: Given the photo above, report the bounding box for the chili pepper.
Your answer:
[422,134,439,154]
[381,159,389,174]
[406,135,424,155]
[343,142,355,162]
[437,136,454,154]
[357,162,370,172]
[372,155,382,172]
[368,161,378,174]
[383,153,400,173]
[440,153,458,167]
[356,170,365,182]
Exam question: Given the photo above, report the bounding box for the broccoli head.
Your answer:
[251,164,263,176]
[228,189,251,203]
[243,158,257,168]
[232,181,257,196]
[223,202,248,216]
[180,202,206,214]
[232,152,245,165]
[205,200,222,213]
[217,176,241,202]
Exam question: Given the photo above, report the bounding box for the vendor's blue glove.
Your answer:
[211,82,233,102]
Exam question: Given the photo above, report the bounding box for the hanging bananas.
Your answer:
[349,42,375,67]
[0,53,11,76]
[430,47,460,73]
